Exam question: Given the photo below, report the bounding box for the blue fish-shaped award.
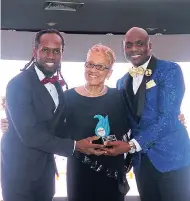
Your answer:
[94,115,117,143]
[94,115,110,137]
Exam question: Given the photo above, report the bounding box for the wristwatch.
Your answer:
[128,141,136,154]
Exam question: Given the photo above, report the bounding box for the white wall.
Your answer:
[1,30,190,62]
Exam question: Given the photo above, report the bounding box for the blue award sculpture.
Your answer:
[94,114,117,143]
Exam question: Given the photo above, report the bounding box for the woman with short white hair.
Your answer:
[59,44,130,201]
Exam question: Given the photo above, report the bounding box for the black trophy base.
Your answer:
[92,135,117,148]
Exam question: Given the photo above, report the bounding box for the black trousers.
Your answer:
[2,162,55,201]
[134,154,190,201]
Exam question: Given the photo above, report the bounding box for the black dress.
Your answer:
[61,88,130,201]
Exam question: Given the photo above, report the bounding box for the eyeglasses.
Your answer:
[85,62,111,71]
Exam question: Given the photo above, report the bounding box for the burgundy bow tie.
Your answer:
[41,76,59,85]
[41,76,66,87]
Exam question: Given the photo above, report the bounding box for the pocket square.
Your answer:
[146,79,156,89]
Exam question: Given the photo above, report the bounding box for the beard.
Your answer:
[35,61,60,77]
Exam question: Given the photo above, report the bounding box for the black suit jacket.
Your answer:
[1,65,74,182]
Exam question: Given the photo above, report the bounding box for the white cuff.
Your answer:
[73,141,76,153]
[130,139,142,152]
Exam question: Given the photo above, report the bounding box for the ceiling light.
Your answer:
[44,1,84,11]
[47,22,57,26]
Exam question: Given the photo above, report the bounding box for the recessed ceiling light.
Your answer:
[44,1,84,11]
[47,22,57,26]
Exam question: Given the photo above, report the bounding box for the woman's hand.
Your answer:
[0,118,8,134]
[178,113,186,127]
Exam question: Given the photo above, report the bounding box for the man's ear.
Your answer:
[149,42,152,51]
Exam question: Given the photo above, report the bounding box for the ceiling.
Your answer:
[1,0,190,35]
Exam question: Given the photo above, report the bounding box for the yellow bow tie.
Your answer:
[128,66,145,77]
[129,67,152,77]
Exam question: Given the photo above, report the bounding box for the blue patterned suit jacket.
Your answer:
[117,56,190,172]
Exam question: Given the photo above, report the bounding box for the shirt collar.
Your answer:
[34,65,46,81]
[141,56,151,70]
[34,65,56,81]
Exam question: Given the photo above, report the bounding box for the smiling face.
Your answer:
[33,33,63,76]
[123,27,152,66]
[84,45,115,86]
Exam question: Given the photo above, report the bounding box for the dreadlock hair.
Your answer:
[21,29,65,71]
[57,68,68,90]
[21,29,68,89]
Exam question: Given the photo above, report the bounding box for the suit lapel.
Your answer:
[27,65,56,119]
[136,56,158,117]
[49,80,67,130]
[53,82,65,116]
[122,74,137,120]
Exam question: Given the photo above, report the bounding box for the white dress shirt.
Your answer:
[35,66,76,152]
[130,57,151,152]
[132,57,151,94]
[35,66,59,111]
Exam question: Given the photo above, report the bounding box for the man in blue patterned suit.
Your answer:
[105,27,190,201]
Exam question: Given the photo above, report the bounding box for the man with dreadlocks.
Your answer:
[1,29,104,201]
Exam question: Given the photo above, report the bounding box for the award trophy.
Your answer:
[92,115,117,146]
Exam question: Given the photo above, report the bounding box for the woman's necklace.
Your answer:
[83,84,106,96]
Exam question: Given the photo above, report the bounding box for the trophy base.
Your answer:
[92,135,117,148]
[102,135,117,143]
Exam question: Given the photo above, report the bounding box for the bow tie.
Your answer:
[128,66,145,77]
[41,76,59,85]
[129,67,152,77]
[41,76,66,87]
